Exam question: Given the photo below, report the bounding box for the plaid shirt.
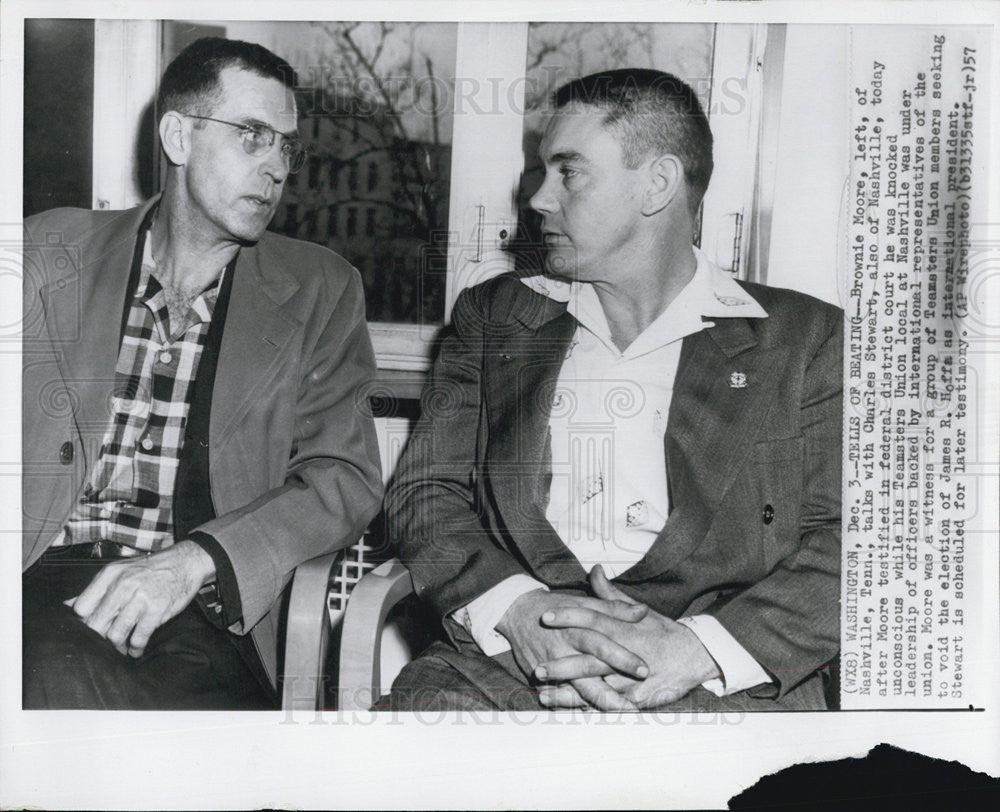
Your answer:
[54,233,224,553]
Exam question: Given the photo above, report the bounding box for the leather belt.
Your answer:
[41,540,150,563]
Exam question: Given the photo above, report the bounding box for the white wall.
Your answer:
[765,25,850,308]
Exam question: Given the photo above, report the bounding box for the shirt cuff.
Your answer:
[187,530,243,628]
[450,575,549,656]
[677,614,772,696]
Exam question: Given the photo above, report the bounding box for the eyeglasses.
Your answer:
[185,115,307,174]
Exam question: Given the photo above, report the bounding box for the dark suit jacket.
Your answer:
[22,197,383,688]
[387,271,843,701]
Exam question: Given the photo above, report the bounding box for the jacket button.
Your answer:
[59,441,74,465]
[762,504,774,525]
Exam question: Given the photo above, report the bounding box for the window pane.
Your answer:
[163,21,457,324]
[513,23,715,270]
[24,19,95,216]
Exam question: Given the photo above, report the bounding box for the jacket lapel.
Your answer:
[209,239,301,453]
[484,301,589,586]
[615,316,790,583]
[39,200,158,470]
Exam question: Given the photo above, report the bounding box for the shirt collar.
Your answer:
[139,227,155,290]
[694,246,768,319]
[518,246,767,357]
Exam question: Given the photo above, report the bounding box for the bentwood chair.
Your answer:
[280,416,421,712]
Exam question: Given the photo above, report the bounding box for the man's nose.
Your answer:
[529,177,557,215]
[260,143,290,183]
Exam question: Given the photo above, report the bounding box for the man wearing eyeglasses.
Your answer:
[21,37,382,709]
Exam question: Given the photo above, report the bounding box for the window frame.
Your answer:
[92,20,776,383]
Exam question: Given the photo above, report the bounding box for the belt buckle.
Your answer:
[90,540,130,559]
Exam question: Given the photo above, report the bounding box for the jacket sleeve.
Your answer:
[708,307,843,698]
[385,284,531,620]
[194,268,383,632]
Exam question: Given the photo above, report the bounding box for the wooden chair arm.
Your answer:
[337,558,415,710]
[280,551,340,712]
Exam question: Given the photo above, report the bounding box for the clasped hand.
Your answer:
[497,566,720,711]
[64,540,215,658]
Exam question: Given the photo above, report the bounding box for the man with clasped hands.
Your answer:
[385,69,842,712]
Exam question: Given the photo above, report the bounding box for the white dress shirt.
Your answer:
[453,246,772,696]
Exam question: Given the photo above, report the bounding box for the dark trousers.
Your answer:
[23,555,274,710]
[380,640,829,712]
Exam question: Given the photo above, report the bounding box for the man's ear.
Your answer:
[641,154,687,216]
[158,111,190,167]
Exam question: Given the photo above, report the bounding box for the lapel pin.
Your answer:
[729,371,747,389]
